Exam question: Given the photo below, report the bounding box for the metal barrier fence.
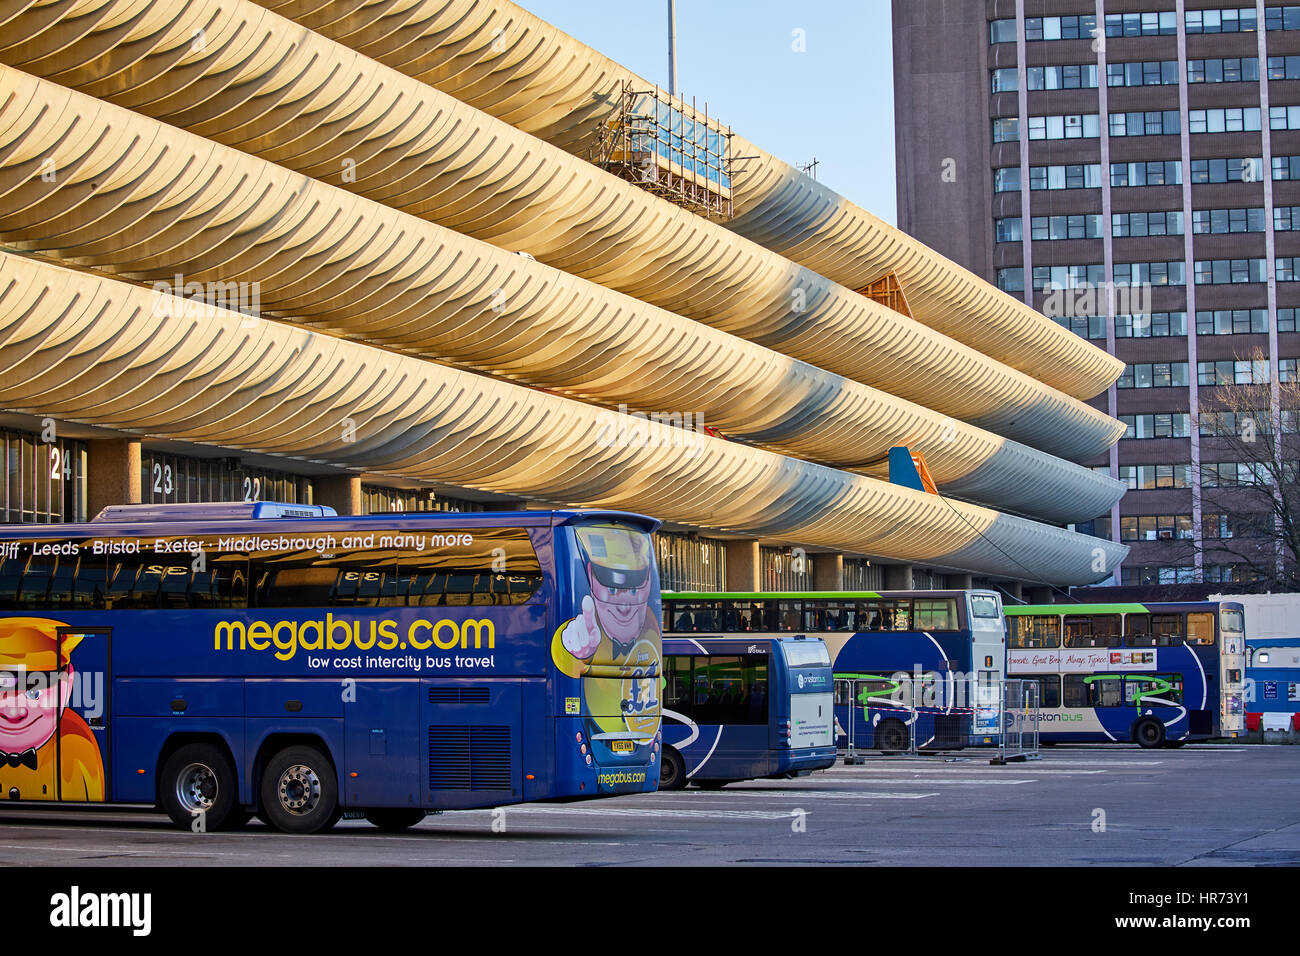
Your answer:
[837,676,1039,763]
[992,679,1041,764]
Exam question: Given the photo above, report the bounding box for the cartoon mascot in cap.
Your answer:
[551,526,661,744]
[0,618,104,802]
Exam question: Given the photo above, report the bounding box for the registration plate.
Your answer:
[610,740,634,754]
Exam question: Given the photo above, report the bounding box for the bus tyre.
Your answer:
[1134,718,1166,749]
[876,719,910,754]
[260,745,340,834]
[160,743,239,832]
[364,809,427,831]
[659,747,687,791]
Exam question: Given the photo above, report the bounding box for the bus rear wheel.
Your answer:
[1134,718,1166,749]
[160,743,240,831]
[658,747,686,790]
[364,809,427,831]
[876,719,910,754]
[259,745,340,834]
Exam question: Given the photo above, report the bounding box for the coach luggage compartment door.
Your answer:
[343,680,421,810]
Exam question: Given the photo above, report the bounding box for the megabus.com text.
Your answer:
[214,616,495,662]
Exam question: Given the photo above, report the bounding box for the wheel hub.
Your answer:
[277,764,321,815]
[175,763,217,814]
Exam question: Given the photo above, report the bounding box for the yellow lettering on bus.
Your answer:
[408,619,433,650]
[214,621,247,651]
[432,619,461,650]
[462,619,495,649]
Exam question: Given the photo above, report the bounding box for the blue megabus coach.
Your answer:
[0,502,663,832]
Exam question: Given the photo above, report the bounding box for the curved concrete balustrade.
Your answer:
[240,0,1125,400]
[0,251,1128,584]
[0,66,1124,525]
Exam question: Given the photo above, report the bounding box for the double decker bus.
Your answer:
[0,502,663,832]
[656,634,836,789]
[663,590,1007,753]
[1003,601,1246,747]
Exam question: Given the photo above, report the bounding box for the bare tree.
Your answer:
[1191,347,1300,590]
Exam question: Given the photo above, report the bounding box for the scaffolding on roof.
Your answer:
[590,80,735,220]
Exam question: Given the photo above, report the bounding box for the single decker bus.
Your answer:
[1003,601,1246,746]
[0,502,663,832]
[657,634,836,789]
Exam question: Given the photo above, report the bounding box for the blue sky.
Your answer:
[515,0,898,224]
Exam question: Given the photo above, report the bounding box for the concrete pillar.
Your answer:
[1002,581,1024,602]
[724,540,760,592]
[949,573,974,590]
[1027,586,1054,604]
[813,553,843,591]
[315,474,363,515]
[87,439,141,517]
[883,563,913,590]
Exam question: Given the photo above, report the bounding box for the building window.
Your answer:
[1200,462,1270,488]
[0,428,88,524]
[1119,414,1191,440]
[1030,164,1103,190]
[991,68,1018,93]
[1113,262,1186,286]
[994,217,1023,242]
[1032,264,1106,291]
[997,268,1024,292]
[1279,258,1300,282]
[1110,111,1180,137]
[140,453,311,507]
[1196,359,1270,386]
[1122,566,1196,586]
[1109,61,1180,87]
[1031,214,1102,240]
[1120,514,1194,542]
[656,533,727,592]
[1111,161,1181,187]
[993,117,1019,143]
[1027,64,1098,89]
[1267,54,1300,79]
[1195,309,1269,335]
[1185,8,1258,34]
[993,167,1022,193]
[990,19,1017,43]
[361,486,488,514]
[761,546,814,592]
[1116,363,1190,389]
[1113,211,1183,237]
[1271,105,1300,131]
[1025,15,1098,40]
[1116,312,1187,338]
[1106,12,1177,36]
[1273,156,1300,180]
[1266,6,1300,31]
[1192,208,1265,234]
[1189,108,1261,134]
[1276,207,1300,231]
[1188,57,1260,83]
[1116,465,1191,490]
[1027,114,1100,140]
[1193,259,1268,284]
[1189,158,1263,183]
[1053,314,1107,340]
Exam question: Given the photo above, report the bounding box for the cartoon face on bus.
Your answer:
[551,526,661,751]
[0,618,104,801]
